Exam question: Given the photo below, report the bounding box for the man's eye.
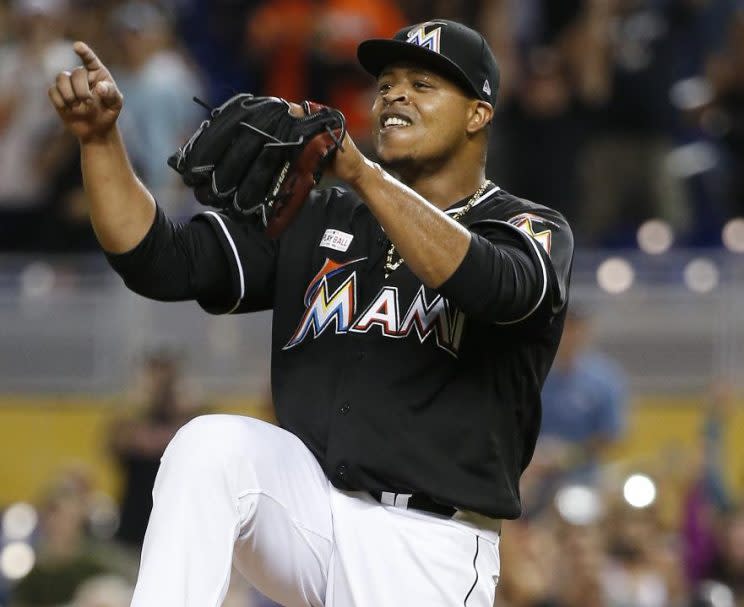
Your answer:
[378,83,392,94]
[414,81,431,89]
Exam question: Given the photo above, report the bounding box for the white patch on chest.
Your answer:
[320,229,354,252]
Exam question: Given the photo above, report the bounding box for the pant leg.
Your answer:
[326,490,500,607]
[130,414,333,607]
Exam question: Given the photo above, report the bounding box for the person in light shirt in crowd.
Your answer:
[534,304,627,485]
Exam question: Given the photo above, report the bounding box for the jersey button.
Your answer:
[339,402,351,415]
[376,235,386,247]
[336,464,347,478]
[356,351,365,361]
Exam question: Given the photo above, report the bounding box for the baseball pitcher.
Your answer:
[49,19,573,607]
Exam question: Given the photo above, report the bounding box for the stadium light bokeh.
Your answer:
[623,474,657,509]
[1,502,38,541]
[684,258,719,293]
[722,218,744,253]
[554,484,603,526]
[597,258,635,294]
[637,219,674,255]
[0,541,35,580]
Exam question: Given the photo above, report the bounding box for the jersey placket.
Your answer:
[322,248,381,488]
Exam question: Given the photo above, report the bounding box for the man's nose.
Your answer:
[383,84,409,104]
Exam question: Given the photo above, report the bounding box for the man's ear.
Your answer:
[466,100,494,135]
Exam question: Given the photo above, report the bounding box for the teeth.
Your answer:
[383,116,411,128]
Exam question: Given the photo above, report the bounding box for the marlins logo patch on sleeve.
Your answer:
[508,213,557,255]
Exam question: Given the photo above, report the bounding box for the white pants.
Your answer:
[130,414,501,607]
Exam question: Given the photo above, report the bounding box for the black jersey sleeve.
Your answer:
[437,209,573,325]
[192,210,278,314]
[105,205,278,314]
[105,205,232,309]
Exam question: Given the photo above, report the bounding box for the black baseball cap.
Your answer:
[357,20,500,105]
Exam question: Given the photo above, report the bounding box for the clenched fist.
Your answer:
[48,42,123,143]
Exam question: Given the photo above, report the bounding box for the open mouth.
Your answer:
[381,114,413,130]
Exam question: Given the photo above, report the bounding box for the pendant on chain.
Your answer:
[383,180,492,279]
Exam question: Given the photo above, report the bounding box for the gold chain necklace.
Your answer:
[384,180,493,279]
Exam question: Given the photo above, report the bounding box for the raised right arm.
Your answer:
[48,41,155,253]
[48,43,277,313]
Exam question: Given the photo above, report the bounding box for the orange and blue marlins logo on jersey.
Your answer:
[406,22,446,53]
[283,257,367,350]
[508,213,558,255]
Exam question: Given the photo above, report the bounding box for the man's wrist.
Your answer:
[79,126,120,147]
[346,156,383,197]
[331,131,372,188]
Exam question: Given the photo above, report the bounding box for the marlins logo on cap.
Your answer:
[405,21,447,54]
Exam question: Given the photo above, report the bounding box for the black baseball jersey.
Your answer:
[108,184,573,519]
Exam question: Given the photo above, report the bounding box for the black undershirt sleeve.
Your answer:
[437,221,551,325]
[105,205,232,308]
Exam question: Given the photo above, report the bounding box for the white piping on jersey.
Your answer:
[203,211,245,313]
[445,185,500,216]
[479,219,549,326]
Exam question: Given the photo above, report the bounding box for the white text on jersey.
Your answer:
[284,267,465,356]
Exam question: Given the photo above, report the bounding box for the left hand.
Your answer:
[170,94,356,237]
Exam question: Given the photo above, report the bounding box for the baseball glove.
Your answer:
[168,94,346,238]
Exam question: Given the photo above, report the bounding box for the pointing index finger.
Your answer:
[73,41,102,71]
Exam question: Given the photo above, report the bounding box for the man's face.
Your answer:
[371,62,476,169]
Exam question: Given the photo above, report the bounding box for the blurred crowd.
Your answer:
[0,0,743,251]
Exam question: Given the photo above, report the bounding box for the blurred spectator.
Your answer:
[32,132,100,253]
[702,9,744,219]
[9,468,133,607]
[0,0,78,251]
[682,382,739,599]
[534,305,628,487]
[109,349,206,548]
[496,518,563,607]
[490,44,593,223]
[476,0,519,101]
[573,0,703,246]
[64,0,122,54]
[173,0,261,104]
[245,0,405,142]
[108,1,204,215]
[488,0,612,226]
[555,522,606,607]
[602,504,686,607]
[706,507,744,601]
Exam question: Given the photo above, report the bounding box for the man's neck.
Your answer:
[392,158,488,211]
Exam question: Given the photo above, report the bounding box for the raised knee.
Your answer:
[165,414,247,465]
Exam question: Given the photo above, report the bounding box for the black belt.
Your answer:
[370,490,457,518]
